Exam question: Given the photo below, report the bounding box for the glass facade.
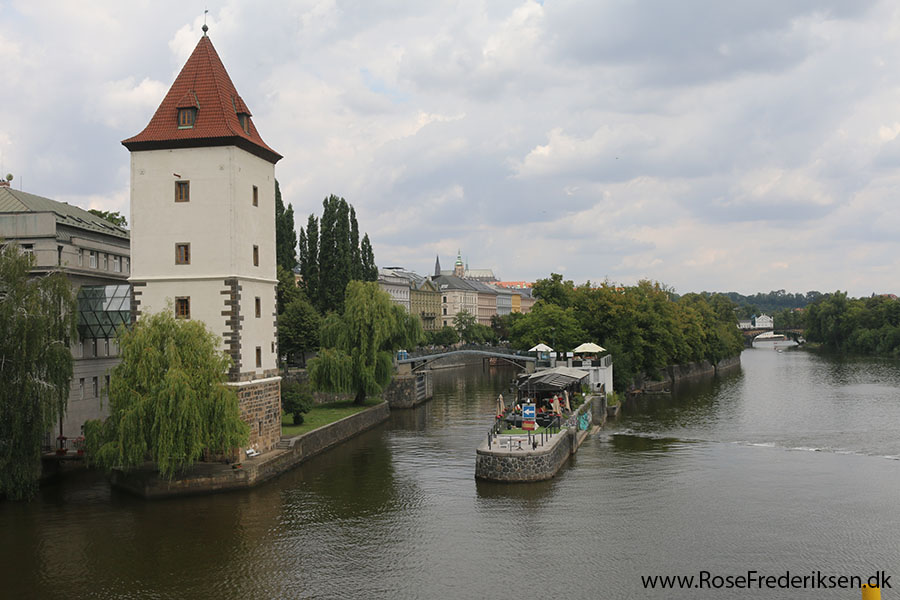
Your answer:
[77,284,131,339]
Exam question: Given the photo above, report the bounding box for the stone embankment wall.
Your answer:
[383,371,433,409]
[236,377,282,452]
[110,402,390,499]
[475,395,601,482]
[254,402,390,482]
[476,431,573,482]
[632,355,742,393]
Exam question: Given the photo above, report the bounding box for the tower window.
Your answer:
[255,297,261,318]
[175,297,191,319]
[256,346,262,368]
[178,108,197,128]
[175,181,190,202]
[252,185,258,206]
[253,245,259,267]
[175,243,190,265]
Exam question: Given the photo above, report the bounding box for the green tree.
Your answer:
[309,282,421,404]
[278,294,322,366]
[453,310,478,342]
[298,214,319,309]
[0,244,77,500]
[88,209,128,227]
[276,265,301,315]
[429,325,459,346]
[532,273,575,308]
[509,302,586,351]
[299,196,376,313]
[350,206,361,280]
[281,379,313,425]
[85,309,249,479]
[360,233,377,280]
[274,180,298,271]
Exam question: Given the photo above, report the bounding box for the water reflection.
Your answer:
[4,353,900,599]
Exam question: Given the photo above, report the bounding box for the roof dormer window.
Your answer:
[238,113,250,134]
[178,107,197,129]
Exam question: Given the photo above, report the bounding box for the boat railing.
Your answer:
[486,414,563,451]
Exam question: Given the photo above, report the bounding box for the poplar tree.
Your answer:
[309,282,421,404]
[317,196,338,311]
[297,195,377,313]
[298,214,319,308]
[0,244,77,500]
[274,180,298,271]
[85,309,249,479]
[361,234,377,281]
[350,206,361,280]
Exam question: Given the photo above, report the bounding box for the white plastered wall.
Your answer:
[130,145,278,378]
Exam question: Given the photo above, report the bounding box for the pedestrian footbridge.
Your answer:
[397,345,536,373]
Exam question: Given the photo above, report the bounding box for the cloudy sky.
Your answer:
[2,1,899,296]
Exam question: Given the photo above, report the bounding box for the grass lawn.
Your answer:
[281,399,383,437]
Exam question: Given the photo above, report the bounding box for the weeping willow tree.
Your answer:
[0,244,77,500]
[309,281,422,404]
[85,309,249,479]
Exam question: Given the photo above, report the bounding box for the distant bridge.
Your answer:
[740,328,805,346]
[397,345,536,373]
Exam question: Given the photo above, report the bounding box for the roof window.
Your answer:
[238,113,250,134]
[178,107,197,129]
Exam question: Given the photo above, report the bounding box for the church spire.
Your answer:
[434,254,441,277]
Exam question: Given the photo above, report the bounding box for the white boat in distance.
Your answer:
[752,331,799,349]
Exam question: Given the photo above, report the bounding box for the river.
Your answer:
[3,348,900,599]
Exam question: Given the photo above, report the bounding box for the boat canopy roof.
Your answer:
[517,366,588,392]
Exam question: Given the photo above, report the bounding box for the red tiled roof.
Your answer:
[122,35,281,164]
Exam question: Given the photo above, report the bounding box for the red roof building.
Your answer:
[122,33,281,164]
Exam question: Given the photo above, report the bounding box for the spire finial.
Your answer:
[202,8,209,35]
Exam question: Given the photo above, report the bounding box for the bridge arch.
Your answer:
[398,347,536,374]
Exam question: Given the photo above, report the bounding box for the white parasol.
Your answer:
[572,342,606,354]
[529,343,554,352]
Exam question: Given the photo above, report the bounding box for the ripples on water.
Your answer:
[3,350,900,599]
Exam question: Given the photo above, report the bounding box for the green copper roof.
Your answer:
[0,187,129,240]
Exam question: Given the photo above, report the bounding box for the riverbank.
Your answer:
[629,354,741,395]
[109,401,390,499]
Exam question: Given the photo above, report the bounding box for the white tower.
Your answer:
[123,28,283,452]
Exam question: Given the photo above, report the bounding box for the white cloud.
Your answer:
[3,0,900,296]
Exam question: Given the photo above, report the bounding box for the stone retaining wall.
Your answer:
[234,377,282,452]
[110,402,390,499]
[475,396,599,482]
[475,430,573,482]
[383,372,433,409]
[632,354,742,393]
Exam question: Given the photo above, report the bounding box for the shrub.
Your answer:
[282,380,314,425]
